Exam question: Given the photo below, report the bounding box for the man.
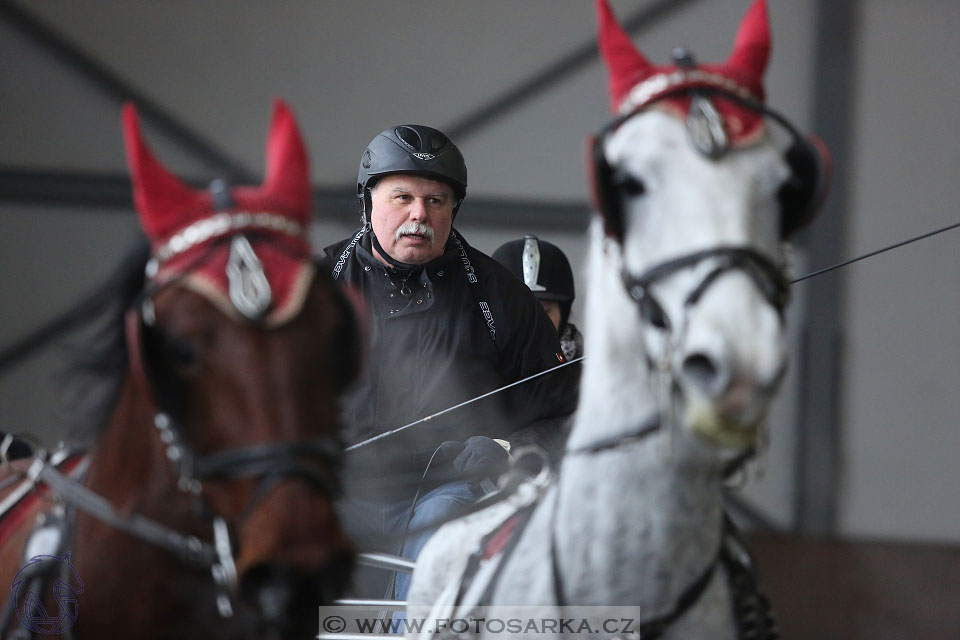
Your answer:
[492,235,584,361]
[320,125,577,599]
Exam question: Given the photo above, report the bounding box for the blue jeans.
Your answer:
[338,480,479,600]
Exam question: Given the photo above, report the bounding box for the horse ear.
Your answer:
[726,0,771,81]
[595,0,655,113]
[122,103,206,241]
[258,98,312,219]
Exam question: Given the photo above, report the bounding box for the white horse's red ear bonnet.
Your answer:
[597,0,770,146]
[123,100,314,325]
[593,0,830,237]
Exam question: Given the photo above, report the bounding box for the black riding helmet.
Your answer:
[493,235,576,328]
[357,124,468,225]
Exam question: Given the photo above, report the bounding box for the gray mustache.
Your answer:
[395,222,435,242]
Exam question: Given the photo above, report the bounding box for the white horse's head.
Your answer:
[580,0,827,454]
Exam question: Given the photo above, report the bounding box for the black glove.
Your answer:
[450,436,509,480]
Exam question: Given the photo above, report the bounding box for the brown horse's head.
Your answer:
[106,100,360,635]
[141,274,358,626]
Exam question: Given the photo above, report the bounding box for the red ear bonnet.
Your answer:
[123,105,211,240]
[122,99,315,325]
[596,0,771,145]
[230,99,312,223]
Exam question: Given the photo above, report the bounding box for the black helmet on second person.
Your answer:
[493,236,575,304]
[357,124,467,224]
[493,235,576,331]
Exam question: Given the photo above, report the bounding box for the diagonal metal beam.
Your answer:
[443,0,704,142]
[0,0,255,182]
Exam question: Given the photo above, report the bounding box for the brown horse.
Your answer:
[0,100,359,639]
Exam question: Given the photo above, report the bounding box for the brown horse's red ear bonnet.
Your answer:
[122,99,315,325]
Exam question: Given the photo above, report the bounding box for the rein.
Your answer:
[29,452,219,569]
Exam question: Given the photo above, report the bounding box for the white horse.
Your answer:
[408,1,827,638]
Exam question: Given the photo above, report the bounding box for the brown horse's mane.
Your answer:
[56,236,152,447]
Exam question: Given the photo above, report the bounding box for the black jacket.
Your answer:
[320,227,578,500]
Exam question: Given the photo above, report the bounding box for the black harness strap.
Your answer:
[622,246,790,331]
[547,478,721,639]
[194,440,342,496]
[548,415,771,639]
[721,514,780,640]
[567,414,662,455]
[453,501,538,607]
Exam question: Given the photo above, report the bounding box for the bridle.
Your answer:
[618,244,790,418]
[129,278,344,506]
[621,245,790,333]
[588,86,804,418]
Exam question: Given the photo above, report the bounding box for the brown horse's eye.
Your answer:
[163,333,201,373]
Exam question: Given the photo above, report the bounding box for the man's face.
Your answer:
[369,174,455,265]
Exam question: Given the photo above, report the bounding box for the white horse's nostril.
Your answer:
[681,352,729,398]
[717,379,759,421]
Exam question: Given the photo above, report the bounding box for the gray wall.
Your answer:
[836,0,960,542]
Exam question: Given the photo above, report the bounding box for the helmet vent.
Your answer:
[361,149,373,169]
[395,126,423,151]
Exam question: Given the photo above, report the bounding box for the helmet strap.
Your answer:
[359,188,374,226]
[369,230,420,277]
[559,301,573,332]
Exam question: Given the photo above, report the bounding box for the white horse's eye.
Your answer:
[612,169,646,197]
